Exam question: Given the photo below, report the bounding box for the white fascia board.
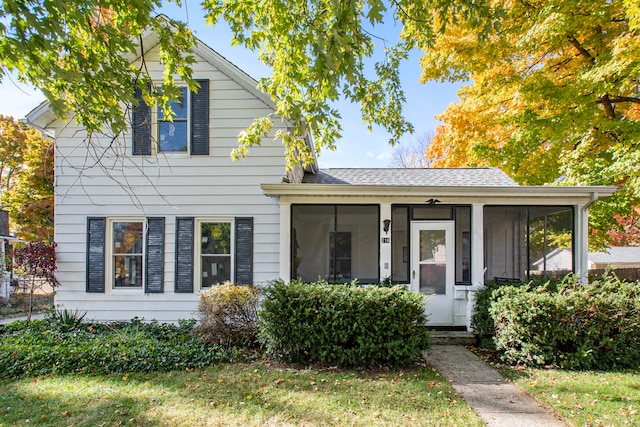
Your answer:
[24,100,57,136]
[261,183,618,204]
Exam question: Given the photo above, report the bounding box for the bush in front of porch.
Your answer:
[259,280,430,368]
[473,273,640,370]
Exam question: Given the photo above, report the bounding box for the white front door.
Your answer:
[410,221,455,326]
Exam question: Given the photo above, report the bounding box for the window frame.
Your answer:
[106,217,146,292]
[194,218,235,291]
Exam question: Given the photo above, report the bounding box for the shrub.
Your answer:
[490,273,640,370]
[258,280,430,368]
[0,318,238,378]
[198,282,259,348]
[471,281,504,349]
[471,276,567,350]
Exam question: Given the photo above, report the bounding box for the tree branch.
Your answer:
[602,96,640,105]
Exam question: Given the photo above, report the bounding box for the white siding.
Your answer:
[53,46,287,322]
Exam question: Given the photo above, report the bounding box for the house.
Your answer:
[0,210,20,299]
[534,247,640,272]
[25,23,617,329]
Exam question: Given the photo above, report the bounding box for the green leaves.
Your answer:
[258,280,430,368]
[0,1,195,136]
[204,0,419,168]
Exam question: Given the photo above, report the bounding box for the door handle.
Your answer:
[412,270,415,279]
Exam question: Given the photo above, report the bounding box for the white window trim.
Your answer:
[152,84,191,156]
[106,217,146,293]
[194,217,235,292]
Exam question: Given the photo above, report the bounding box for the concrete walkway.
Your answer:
[425,345,570,427]
[0,312,46,325]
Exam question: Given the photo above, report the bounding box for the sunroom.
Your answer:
[262,168,616,329]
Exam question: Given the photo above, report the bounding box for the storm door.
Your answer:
[410,221,454,326]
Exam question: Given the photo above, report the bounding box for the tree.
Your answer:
[2,1,638,243]
[0,1,196,135]
[0,116,54,242]
[421,0,639,247]
[13,241,59,323]
[390,132,434,168]
[0,115,27,192]
[608,207,640,246]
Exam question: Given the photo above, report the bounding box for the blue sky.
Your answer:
[0,3,462,168]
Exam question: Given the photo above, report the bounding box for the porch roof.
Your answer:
[301,168,517,186]
[262,168,617,204]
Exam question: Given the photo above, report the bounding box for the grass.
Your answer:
[509,368,640,427]
[0,362,483,426]
[0,293,53,318]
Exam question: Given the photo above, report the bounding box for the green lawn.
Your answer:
[506,368,640,427]
[0,362,483,426]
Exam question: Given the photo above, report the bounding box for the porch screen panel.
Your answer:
[291,205,334,281]
[483,206,574,282]
[391,206,409,283]
[336,206,378,283]
[528,207,573,276]
[483,207,528,281]
[291,205,379,283]
[455,207,471,284]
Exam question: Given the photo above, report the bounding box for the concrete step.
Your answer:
[429,330,476,346]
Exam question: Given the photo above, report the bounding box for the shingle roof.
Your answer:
[589,247,640,264]
[302,168,518,186]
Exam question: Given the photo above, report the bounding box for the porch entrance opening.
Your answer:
[410,221,455,326]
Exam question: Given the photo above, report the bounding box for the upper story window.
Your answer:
[132,80,209,156]
[158,87,188,152]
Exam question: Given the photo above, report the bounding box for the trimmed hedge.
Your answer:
[486,274,640,369]
[0,318,239,378]
[258,280,430,368]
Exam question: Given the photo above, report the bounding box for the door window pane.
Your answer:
[420,264,447,295]
[420,230,446,262]
[419,229,447,295]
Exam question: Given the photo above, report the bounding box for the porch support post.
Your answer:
[468,203,485,331]
[278,201,291,282]
[471,203,485,288]
[379,203,392,281]
[575,204,589,283]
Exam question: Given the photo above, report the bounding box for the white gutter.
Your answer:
[261,183,617,200]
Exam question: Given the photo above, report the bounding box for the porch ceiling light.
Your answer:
[383,219,391,234]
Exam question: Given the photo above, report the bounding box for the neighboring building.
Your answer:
[26,22,617,328]
[0,210,20,299]
[534,247,640,272]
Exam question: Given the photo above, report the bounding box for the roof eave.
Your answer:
[261,183,618,202]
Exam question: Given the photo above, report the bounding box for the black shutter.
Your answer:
[86,217,106,293]
[132,87,151,155]
[234,217,253,284]
[175,217,194,293]
[145,217,165,293]
[190,79,209,155]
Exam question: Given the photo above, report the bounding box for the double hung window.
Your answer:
[199,221,232,288]
[158,87,188,152]
[112,220,144,288]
